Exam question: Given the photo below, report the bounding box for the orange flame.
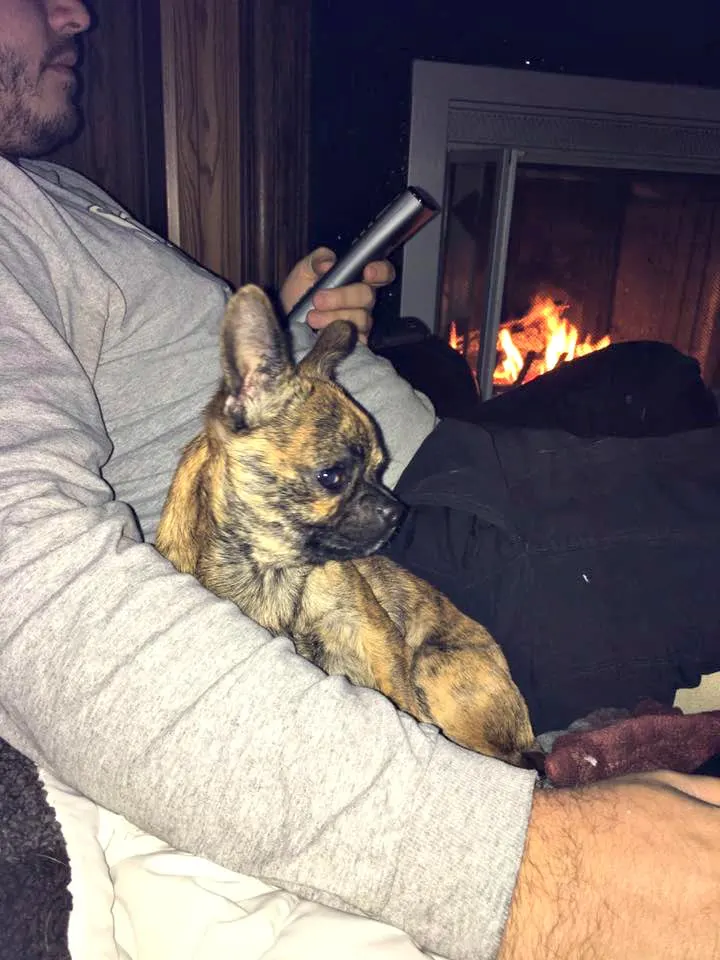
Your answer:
[493,296,610,386]
[448,295,610,389]
[448,321,482,383]
[448,322,462,353]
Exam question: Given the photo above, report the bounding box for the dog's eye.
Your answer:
[317,464,346,492]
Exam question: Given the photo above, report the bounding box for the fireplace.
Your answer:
[401,62,720,400]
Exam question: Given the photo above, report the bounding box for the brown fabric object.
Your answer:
[545,700,720,787]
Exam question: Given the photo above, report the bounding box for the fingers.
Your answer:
[308,246,337,279]
[308,282,377,344]
[362,259,395,287]
[309,252,393,289]
[312,282,376,313]
[281,246,395,335]
[279,247,337,314]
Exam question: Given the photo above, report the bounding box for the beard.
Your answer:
[0,46,81,157]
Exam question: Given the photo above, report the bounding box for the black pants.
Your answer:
[384,418,720,733]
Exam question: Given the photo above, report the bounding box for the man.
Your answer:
[0,2,719,959]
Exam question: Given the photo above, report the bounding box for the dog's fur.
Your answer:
[156,285,534,763]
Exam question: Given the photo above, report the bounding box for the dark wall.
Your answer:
[309,0,720,332]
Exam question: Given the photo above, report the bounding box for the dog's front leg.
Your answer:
[296,562,418,717]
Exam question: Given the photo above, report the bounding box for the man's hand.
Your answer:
[280,246,395,344]
[500,770,720,959]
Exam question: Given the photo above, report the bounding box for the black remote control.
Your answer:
[288,186,440,326]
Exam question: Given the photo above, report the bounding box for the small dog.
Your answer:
[156,285,534,764]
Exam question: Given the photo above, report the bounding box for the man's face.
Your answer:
[0,0,91,157]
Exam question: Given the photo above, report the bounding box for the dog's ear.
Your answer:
[298,319,357,380]
[220,284,293,426]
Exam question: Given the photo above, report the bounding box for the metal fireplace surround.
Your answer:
[401,60,720,399]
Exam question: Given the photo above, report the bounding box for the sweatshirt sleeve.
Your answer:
[0,267,535,960]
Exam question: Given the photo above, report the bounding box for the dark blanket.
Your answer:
[384,417,720,733]
[378,336,719,438]
[0,737,71,960]
[538,701,720,786]
[472,341,719,438]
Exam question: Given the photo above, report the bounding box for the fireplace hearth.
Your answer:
[402,62,720,400]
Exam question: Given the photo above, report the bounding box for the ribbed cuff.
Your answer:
[386,740,536,960]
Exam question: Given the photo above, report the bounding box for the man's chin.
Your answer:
[17,105,81,157]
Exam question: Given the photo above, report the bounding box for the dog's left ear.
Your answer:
[220,284,293,427]
[298,319,357,380]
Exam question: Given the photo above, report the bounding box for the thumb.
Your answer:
[308,246,337,280]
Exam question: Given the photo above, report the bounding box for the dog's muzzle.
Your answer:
[371,489,405,531]
[354,484,405,547]
[304,484,406,562]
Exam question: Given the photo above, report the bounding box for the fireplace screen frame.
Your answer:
[401,60,720,399]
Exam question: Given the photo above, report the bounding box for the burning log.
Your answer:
[515,350,538,386]
[447,294,612,392]
[493,295,611,388]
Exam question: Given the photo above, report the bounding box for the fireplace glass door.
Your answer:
[440,151,720,399]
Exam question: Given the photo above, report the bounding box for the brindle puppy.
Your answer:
[156,285,534,763]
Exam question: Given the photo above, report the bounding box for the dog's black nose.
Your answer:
[376,498,404,528]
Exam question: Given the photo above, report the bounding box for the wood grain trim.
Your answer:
[159,0,180,246]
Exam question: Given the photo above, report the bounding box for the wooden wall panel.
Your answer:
[239,0,312,288]
[161,0,312,291]
[161,0,241,280]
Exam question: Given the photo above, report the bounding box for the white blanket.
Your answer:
[41,770,444,960]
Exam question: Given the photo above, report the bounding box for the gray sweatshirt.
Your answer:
[0,157,536,960]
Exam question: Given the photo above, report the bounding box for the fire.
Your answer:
[448,321,482,382]
[448,322,461,353]
[448,295,611,388]
[493,295,610,386]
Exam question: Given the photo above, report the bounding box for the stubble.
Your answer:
[0,46,79,157]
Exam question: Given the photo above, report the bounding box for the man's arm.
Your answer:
[500,772,720,960]
[0,259,534,960]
